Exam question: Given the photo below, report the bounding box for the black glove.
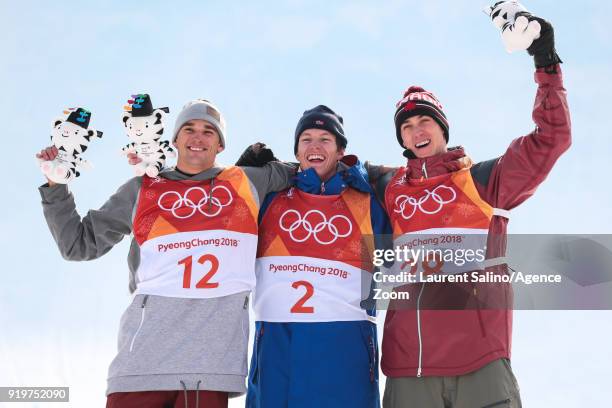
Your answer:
[521,13,562,69]
[235,142,279,167]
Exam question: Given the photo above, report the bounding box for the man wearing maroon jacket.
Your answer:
[375,11,571,408]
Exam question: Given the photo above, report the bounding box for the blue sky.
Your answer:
[2,1,611,406]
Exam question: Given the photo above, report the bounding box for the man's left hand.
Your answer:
[235,143,279,167]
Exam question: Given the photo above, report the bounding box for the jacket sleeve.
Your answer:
[241,162,296,206]
[39,177,141,261]
[363,162,399,204]
[370,192,392,238]
[474,65,571,209]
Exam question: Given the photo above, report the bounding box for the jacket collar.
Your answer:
[294,155,372,195]
[162,163,225,181]
[404,146,472,179]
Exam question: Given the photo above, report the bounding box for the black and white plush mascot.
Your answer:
[39,107,103,184]
[485,1,541,52]
[485,1,562,69]
[121,93,175,177]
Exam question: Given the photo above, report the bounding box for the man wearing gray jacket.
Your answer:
[37,99,295,408]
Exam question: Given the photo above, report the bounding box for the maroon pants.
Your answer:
[106,390,228,408]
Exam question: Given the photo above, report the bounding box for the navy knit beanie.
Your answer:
[294,105,347,154]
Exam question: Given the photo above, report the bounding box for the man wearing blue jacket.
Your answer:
[245,106,389,408]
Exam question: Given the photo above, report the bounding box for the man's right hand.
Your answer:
[526,15,562,69]
[36,146,59,186]
[37,146,58,161]
[127,152,142,165]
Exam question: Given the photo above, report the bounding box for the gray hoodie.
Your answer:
[39,163,295,397]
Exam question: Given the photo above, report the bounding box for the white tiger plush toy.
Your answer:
[39,107,103,184]
[484,1,541,53]
[121,93,175,177]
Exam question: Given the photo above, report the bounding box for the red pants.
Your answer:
[106,390,228,408]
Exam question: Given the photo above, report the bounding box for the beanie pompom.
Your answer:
[404,86,426,97]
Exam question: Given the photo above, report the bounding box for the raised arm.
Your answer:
[474,13,571,208]
[39,178,141,261]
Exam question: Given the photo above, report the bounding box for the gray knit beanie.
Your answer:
[172,99,226,147]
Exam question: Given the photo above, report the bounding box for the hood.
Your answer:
[403,146,472,179]
[294,154,373,195]
[158,163,225,181]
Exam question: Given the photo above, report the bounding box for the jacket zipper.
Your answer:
[129,295,149,352]
[252,324,264,385]
[369,336,376,383]
[416,282,426,377]
[421,162,428,179]
[474,287,487,337]
[415,161,428,376]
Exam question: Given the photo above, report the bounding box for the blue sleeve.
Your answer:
[369,192,392,249]
[258,192,278,225]
[364,193,392,317]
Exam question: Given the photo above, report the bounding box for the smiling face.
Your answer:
[173,119,223,174]
[295,128,344,181]
[51,121,93,154]
[123,111,164,143]
[400,115,447,159]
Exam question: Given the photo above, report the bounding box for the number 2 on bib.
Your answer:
[290,280,314,313]
[178,254,220,289]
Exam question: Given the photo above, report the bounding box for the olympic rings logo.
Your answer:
[158,186,233,218]
[394,185,456,220]
[279,209,353,245]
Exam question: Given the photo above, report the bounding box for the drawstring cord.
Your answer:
[179,380,203,408]
[180,380,189,408]
[209,178,215,212]
[195,380,201,408]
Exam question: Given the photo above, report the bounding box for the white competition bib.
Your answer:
[254,255,374,322]
[135,230,257,298]
[388,227,489,283]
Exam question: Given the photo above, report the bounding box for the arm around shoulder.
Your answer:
[241,161,297,205]
[364,161,400,204]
